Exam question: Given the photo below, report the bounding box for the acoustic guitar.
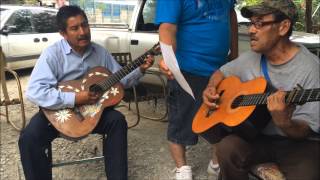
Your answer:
[42,43,161,139]
[192,76,320,140]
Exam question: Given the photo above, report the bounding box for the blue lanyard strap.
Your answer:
[261,55,271,82]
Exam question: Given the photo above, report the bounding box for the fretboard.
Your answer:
[96,53,150,91]
[232,88,320,107]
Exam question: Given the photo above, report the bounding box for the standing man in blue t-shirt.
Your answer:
[156,0,238,179]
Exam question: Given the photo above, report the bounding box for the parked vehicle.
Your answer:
[0,5,61,70]
[79,0,319,61]
[1,1,319,73]
[76,0,319,85]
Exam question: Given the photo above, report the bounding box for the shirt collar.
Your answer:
[61,39,95,56]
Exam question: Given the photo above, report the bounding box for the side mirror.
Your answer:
[1,25,17,35]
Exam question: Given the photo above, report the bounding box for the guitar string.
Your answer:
[93,56,144,91]
[98,53,150,91]
[232,89,320,107]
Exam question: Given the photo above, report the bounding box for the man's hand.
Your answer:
[202,86,220,109]
[267,90,295,128]
[140,55,154,73]
[75,91,102,105]
[158,59,174,80]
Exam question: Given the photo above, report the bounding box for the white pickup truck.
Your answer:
[85,0,319,64]
[1,1,319,74]
[79,0,319,85]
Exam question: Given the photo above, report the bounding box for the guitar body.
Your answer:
[42,66,124,139]
[192,76,271,140]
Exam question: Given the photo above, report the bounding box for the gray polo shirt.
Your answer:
[220,44,320,135]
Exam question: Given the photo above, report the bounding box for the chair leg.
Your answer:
[138,97,168,122]
[138,71,168,121]
[127,86,140,129]
[6,68,26,130]
[0,68,26,131]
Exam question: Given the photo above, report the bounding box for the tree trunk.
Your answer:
[305,0,312,33]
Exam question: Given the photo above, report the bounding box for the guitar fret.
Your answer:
[261,94,267,105]
[257,95,263,105]
[97,50,151,91]
[232,87,319,109]
[314,89,320,101]
[306,89,312,102]
[244,97,249,106]
[250,95,256,105]
[252,95,258,105]
[246,96,252,106]
[255,95,261,105]
[309,89,318,101]
[128,63,135,71]
[291,89,299,103]
[286,89,295,103]
[299,90,306,103]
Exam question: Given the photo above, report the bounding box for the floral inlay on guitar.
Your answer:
[53,72,120,123]
[41,42,161,139]
[54,109,72,124]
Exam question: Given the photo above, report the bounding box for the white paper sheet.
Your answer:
[160,42,195,99]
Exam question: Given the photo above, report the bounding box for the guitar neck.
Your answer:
[233,88,320,107]
[96,52,151,92]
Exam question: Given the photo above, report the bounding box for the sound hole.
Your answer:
[89,84,103,94]
[232,95,243,109]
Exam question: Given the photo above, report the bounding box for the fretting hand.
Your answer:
[140,55,154,73]
[267,90,295,128]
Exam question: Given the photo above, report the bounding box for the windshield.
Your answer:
[0,9,10,28]
[70,0,138,26]
[0,9,10,20]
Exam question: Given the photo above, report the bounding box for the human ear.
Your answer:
[278,19,291,36]
[59,30,68,39]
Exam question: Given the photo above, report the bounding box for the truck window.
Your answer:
[137,0,159,32]
[31,9,58,33]
[5,9,33,34]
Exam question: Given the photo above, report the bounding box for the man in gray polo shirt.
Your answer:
[202,0,319,179]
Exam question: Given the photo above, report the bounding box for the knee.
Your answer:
[18,130,36,149]
[216,135,250,164]
[111,112,127,130]
[117,115,128,129]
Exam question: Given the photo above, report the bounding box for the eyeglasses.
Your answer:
[248,20,281,29]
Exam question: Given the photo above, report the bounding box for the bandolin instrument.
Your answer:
[42,43,161,139]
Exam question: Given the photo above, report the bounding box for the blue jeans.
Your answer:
[19,108,128,180]
[167,71,210,145]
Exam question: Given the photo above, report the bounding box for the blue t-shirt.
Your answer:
[155,0,236,76]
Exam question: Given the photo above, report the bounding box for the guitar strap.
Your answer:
[261,55,271,83]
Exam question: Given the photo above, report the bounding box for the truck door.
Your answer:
[129,0,164,86]
[129,0,159,61]
[4,9,40,64]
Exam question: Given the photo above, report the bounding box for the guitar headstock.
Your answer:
[148,42,161,56]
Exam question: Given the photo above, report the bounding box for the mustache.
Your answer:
[77,35,90,41]
[250,34,258,41]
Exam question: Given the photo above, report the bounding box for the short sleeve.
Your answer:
[155,0,181,25]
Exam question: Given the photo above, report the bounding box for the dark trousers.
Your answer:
[18,108,128,180]
[216,134,320,180]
